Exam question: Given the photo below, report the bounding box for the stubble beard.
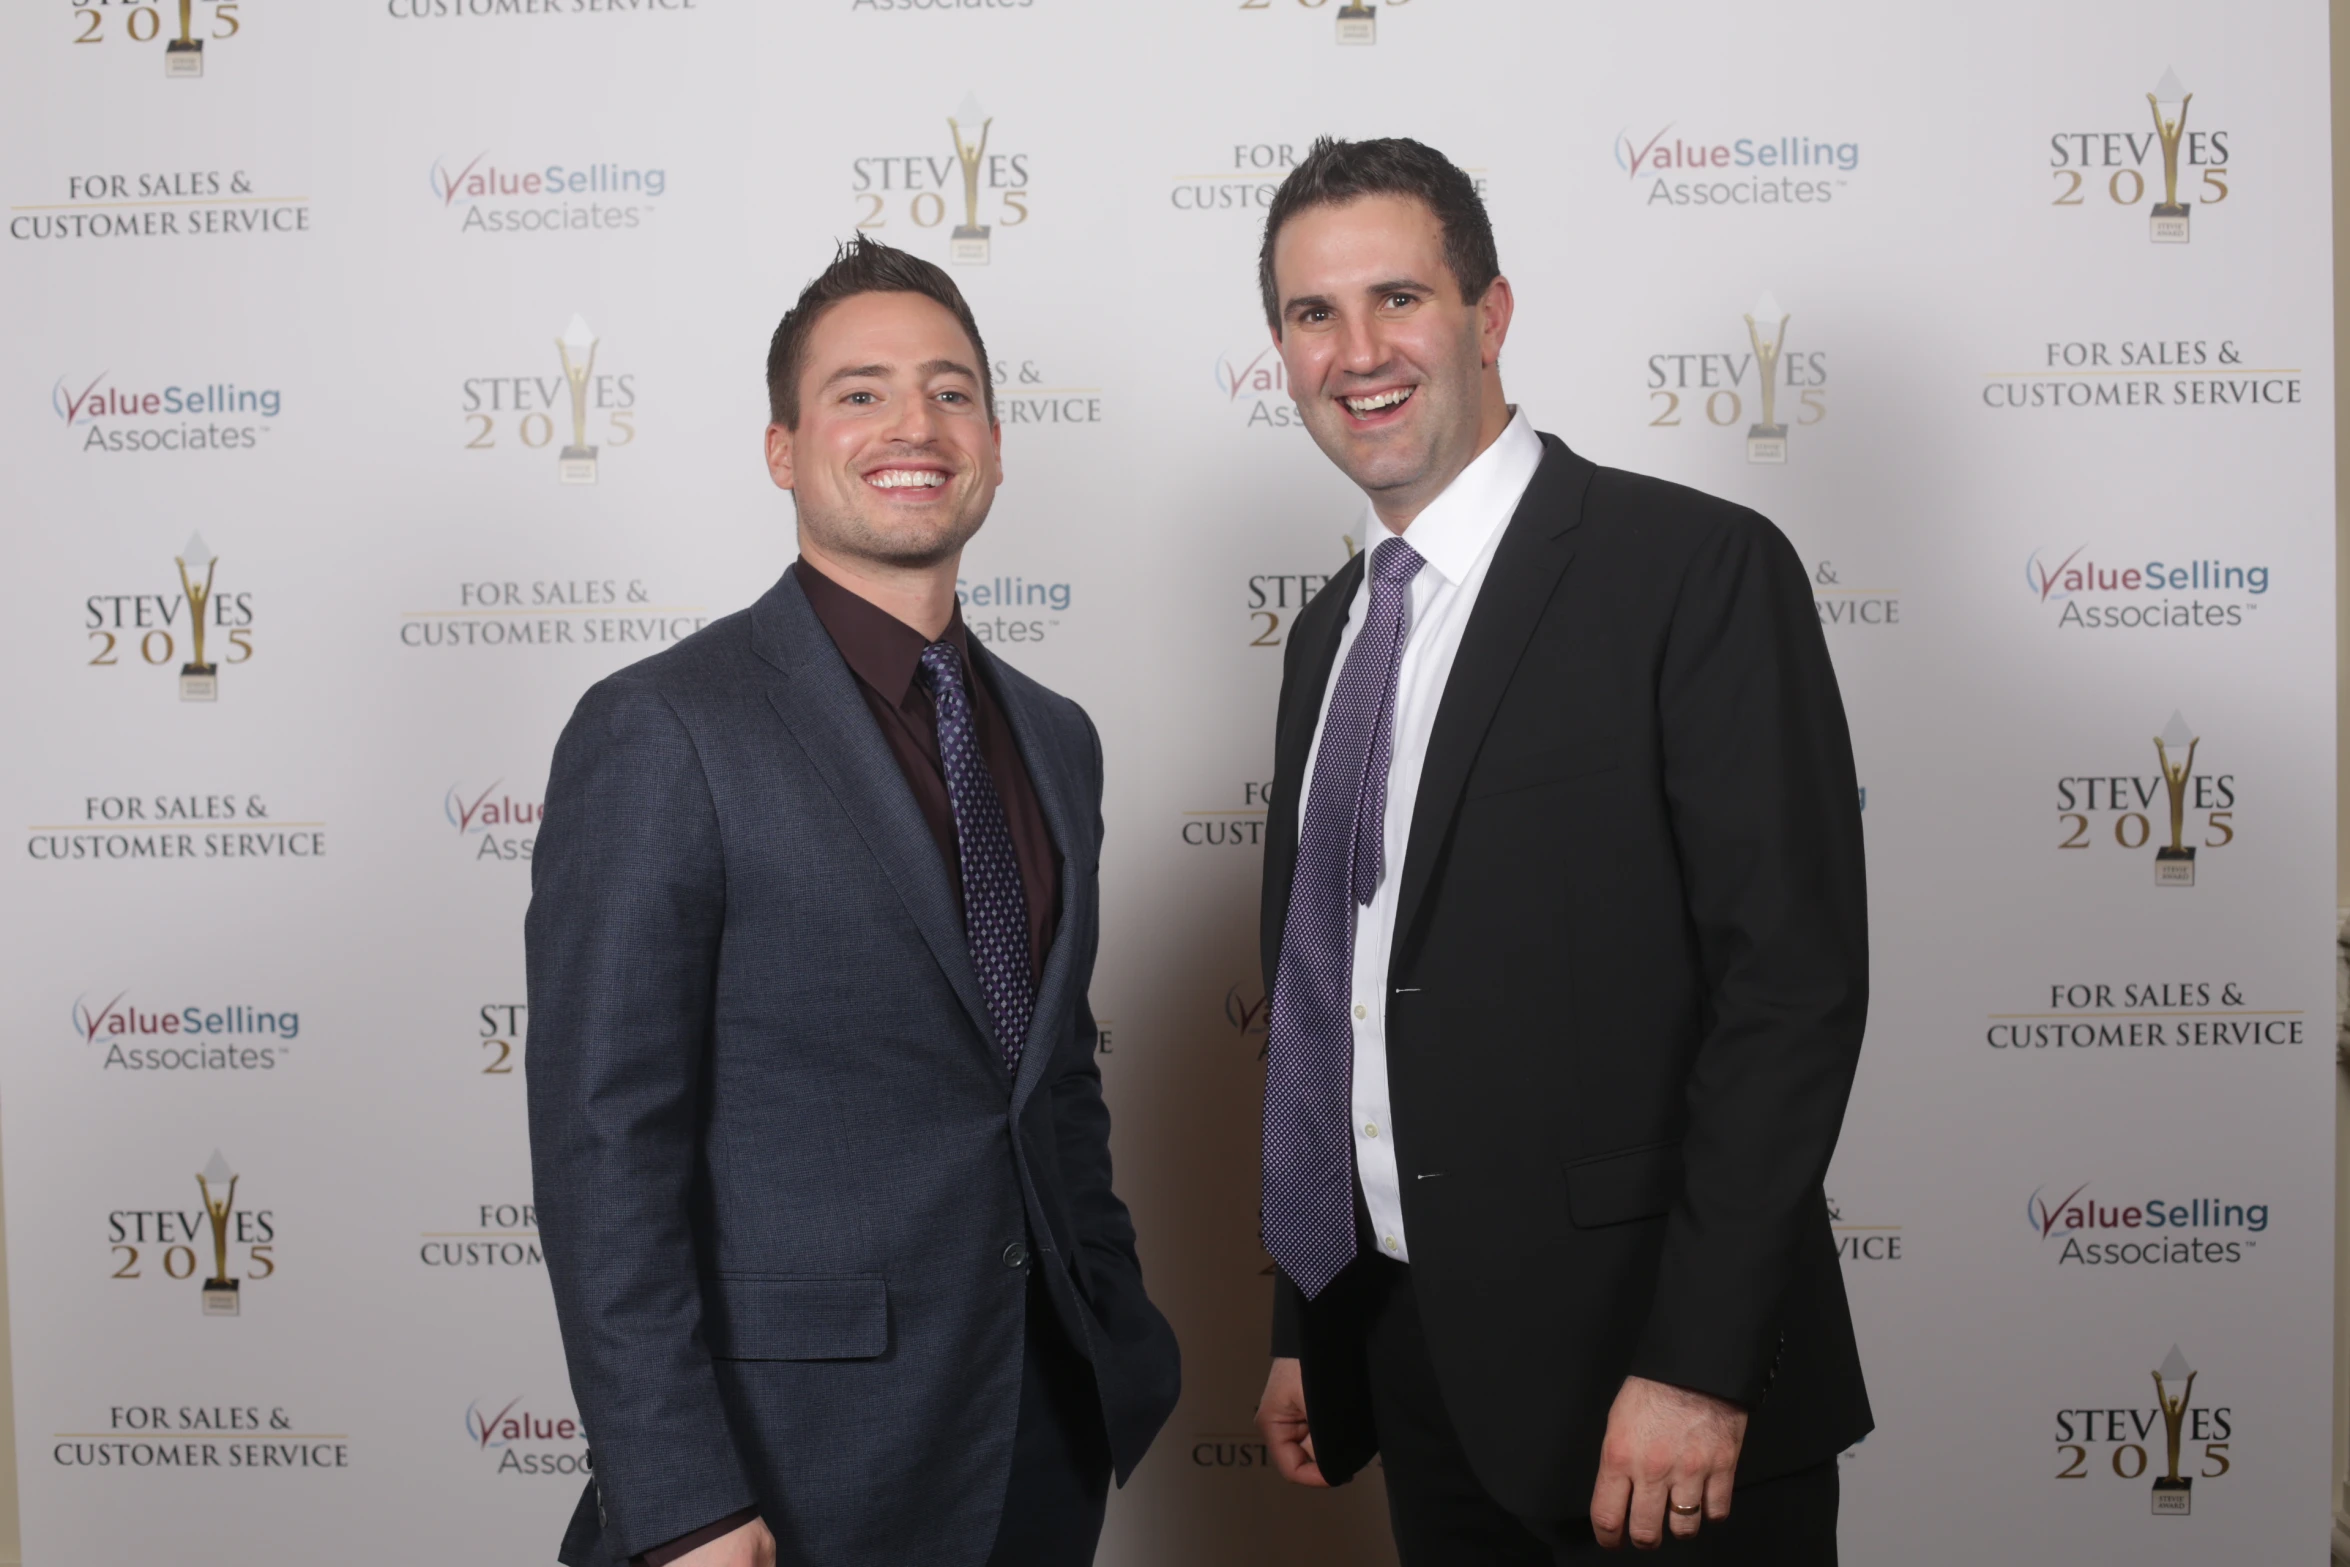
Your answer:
[795,488,989,572]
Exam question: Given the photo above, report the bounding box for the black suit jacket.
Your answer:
[527,572,1179,1566]
[1265,435,1873,1521]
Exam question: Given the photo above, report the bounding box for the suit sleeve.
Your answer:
[1045,714,1140,1269]
[525,675,758,1557]
[1629,510,1868,1408]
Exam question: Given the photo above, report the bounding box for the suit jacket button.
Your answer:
[1002,1241,1029,1270]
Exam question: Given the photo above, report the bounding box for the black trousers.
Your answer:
[983,1274,1112,1567]
[1362,1258,1838,1567]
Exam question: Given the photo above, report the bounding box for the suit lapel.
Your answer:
[750,573,997,1051]
[975,645,1089,1116]
[1390,438,1597,963]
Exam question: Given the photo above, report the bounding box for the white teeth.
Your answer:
[867,469,946,489]
[1344,388,1413,414]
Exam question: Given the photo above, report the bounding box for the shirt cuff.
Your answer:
[634,1507,761,1567]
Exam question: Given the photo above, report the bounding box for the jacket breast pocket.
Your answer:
[1565,1140,1684,1229]
[1464,743,1623,802]
[705,1274,889,1361]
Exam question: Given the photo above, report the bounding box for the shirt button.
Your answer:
[1364,1123,1379,1138]
[1002,1241,1028,1270]
[1382,1236,1401,1254]
[1354,1004,1367,1020]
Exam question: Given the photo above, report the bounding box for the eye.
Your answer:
[844,390,877,405]
[937,389,969,405]
[1385,293,1416,310]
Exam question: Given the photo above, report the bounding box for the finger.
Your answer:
[1589,1469,1632,1549]
[1626,1468,1669,1551]
[1261,1420,1328,1487]
[1665,1478,1703,1539]
[1704,1463,1735,1523]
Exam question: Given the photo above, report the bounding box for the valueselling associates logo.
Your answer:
[464,1397,589,1476]
[2026,546,2269,631]
[955,570,1070,646]
[2047,69,2230,243]
[60,0,240,78]
[1215,345,1305,430]
[1644,293,1826,463]
[53,371,279,453]
[851,93,1029,266]
[85,534,254,701]
[109,1150,273,1315]
[446,781,541,863]
[428,152,664,235]
[2052,1347,2229,1516]
[74,989,299,1073]
[1613,124,1858,208]
[2027,1182,2266,1267]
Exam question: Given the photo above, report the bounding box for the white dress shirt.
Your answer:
[1297,408,1544,1265]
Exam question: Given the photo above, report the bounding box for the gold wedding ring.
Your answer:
[1669,1501,1702,1517]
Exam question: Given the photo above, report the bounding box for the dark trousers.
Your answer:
[983,1274,1112,1567]
[1362,1258,1838,1567]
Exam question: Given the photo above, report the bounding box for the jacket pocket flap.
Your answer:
[1566,1141,1683,1228]
[706,1275,888,1361]
[1466,744,1621,800]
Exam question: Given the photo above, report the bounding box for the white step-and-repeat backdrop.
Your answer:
[0,2,2334,1563]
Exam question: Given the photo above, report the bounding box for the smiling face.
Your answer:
[764,290,1001,570]
[1270,193,1512,526]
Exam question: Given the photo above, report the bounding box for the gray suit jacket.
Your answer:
[525,569,1180,1567]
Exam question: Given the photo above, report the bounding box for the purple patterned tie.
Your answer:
[919,642,1035,1075]
[1262,536,1425,1299]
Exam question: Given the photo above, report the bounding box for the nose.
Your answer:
[1334,311,1384,377]
[884,390,939,445]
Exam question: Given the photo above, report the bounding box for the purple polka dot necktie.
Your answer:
[919,642,1035,1076]
[1262,536,1425,1300]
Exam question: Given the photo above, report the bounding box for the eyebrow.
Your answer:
[820,358,982,390]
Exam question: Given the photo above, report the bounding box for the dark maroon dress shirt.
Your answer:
[631,560,1061,1567]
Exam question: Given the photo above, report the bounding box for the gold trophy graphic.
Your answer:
[175,533,219,702]
[2150,1345,2195,1514]
[1743,293,1790,465]
[2147,69,2193,244]
[2153,711,2198,887]
[556,315,600,484]
[1336,1,1376,44]
[197,1151,240,1316]
[165,0,203,77]
[947,94,993,265]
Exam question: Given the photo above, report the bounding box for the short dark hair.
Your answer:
[765,236,994,427]
[1258,136,1499,332]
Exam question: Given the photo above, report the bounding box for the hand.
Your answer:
[1255,1357,1328,1487]
[1589,1376,1747,1550]
[669,1517,776,1567]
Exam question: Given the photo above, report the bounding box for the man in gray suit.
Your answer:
[526,237,1179,1567]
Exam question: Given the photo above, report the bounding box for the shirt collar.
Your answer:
[1356,407,1543,585]
[792,557,970,706]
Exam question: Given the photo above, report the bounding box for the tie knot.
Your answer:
[1370,534,1425,588]
[917,640,963,695]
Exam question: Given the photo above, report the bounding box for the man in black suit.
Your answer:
[527,238,1178,1567]
[1250,138,1871,1563]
